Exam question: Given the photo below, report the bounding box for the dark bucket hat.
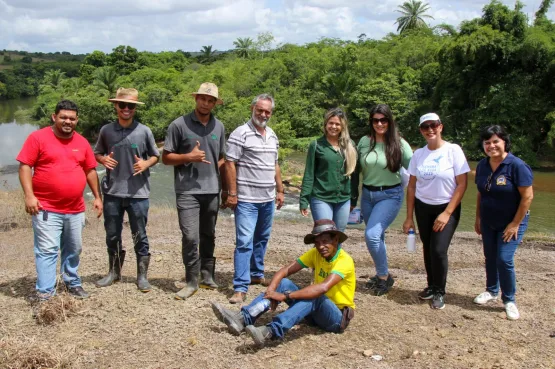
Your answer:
[304,219,348,245]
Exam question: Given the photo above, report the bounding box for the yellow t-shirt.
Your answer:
[297,248,356,309]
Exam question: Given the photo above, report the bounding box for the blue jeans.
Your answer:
[103,195,150,256]
[480,214,529,303]
[32,211,85,296]
[309,198,350,233]
[360,186,403,277]
[233,201,275,292]
[241,278,343,339]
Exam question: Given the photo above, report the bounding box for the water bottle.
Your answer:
[406,228,416,252]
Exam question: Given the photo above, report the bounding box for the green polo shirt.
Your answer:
[300,136,352,210]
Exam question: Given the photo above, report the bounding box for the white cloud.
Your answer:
[0,0,551,53]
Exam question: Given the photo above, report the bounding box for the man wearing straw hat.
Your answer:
[162,82,226,300]
[210,219,356,347]
[94,88,160,292]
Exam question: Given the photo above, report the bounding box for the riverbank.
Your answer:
[1,194,554,368]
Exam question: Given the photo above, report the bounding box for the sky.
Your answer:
[0,0,553,54]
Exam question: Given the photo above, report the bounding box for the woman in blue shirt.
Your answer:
[473,125,533,320]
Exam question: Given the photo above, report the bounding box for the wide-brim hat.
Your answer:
[419,112,440,125]
[304,219,348,245]
[191,82,223,105]
[108,87,145,105]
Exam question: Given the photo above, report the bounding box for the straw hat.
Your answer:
[108,88,145,105]
[191,82,223,105]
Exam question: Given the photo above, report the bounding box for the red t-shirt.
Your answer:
[16,127,98,213]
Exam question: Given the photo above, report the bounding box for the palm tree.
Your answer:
[42,69,66,89]
[199,45,215,63]
[233,37,254,58]
[534,0,554,25]
[93,67,118,96]
[395,0,434,34]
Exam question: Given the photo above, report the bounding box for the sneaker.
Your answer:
[418,287,434,300]
[228,291,246,304]
[210,301,245,335]
[373,275,394,296]
[431,293,445,309]
[246,325,273,348]
[505,302,520,320]
[365,275,379,289]
[473,291,499,305]
[67,286,90,299]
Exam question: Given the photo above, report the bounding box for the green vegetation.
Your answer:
[1,1,554,166]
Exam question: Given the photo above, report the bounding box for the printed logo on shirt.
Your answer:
[318,268,329,279]
[496,175,507,186]
[211,134,218,140]
[417,155,443,181]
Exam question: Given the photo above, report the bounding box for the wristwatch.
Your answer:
[284,291,292,304]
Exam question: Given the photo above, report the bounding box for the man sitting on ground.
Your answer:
[210,219,356,347]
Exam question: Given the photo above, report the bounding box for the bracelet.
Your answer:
[228,193,237,197]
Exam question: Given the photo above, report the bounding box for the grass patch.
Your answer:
[0,337,75,369]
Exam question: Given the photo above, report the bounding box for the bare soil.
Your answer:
[1,203,554,369]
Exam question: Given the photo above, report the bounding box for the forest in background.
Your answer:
[1,0,554,165]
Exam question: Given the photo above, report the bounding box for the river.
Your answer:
[1,98,554,235]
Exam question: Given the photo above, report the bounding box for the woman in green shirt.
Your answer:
[299,108,357,233]
[351,104,413,296]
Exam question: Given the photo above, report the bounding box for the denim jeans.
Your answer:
[32,210,85,295]
[233,200,275,293]
[103,194,150,256]
[176,194,219,269]
[309,198,350,233]
[241,278,343,339]
[480,214,529,303]
[360,186,404,277]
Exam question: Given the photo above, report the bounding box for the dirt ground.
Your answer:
[1,201,554,369]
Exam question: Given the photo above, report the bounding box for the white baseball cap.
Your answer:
[419,113,441,126]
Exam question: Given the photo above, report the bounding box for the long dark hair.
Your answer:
[367,104,402,172]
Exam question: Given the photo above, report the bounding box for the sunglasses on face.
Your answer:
[420,121,441,130]
[371,117,389,125]
[117,102,136,110]
[485,173,493,192]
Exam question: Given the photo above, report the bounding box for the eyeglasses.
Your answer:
[117,102,136,110]
[420,121,441,130]
[371,117,389,125]
[485,173,493,192]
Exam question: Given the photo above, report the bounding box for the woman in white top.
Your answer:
[402,113,470,310]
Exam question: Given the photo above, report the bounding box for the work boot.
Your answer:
[175,263,199,300]
[137,254,152,293]
[199,257,219,289]
[246,325,273,347]
[210,301,245,335]
[96,250,126,288]
[229,291,246,304]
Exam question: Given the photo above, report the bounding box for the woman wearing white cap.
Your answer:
[351,104,413,296]
[402,113,470,309]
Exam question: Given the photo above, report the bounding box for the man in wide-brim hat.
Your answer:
[210,219,356,348]
[94,87,160,293]
[162,82,226,300]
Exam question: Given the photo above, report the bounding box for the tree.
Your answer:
[41,69,66,90]
[534,0,554,25]
[199,45,215,63]
[395,0,434,34]
[83,50,106,67]
[233,37,254,58]
[93,67,118,96]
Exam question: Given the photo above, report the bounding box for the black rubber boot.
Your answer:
[96,250,126,288]
[175,263,199,300]
[199,257,218,289]
[137,254,152,293]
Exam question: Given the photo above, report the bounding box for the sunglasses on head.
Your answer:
[117,102,136,110]
[485,173,493,192]
[371,117,389,125]
[420,121,441,130]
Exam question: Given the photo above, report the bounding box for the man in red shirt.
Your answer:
[17,100,103,300]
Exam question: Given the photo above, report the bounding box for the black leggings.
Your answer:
[415,198,461,295]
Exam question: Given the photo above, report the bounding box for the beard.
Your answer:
[252,113,269,128]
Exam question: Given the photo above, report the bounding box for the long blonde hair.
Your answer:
[324,108,357,176]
